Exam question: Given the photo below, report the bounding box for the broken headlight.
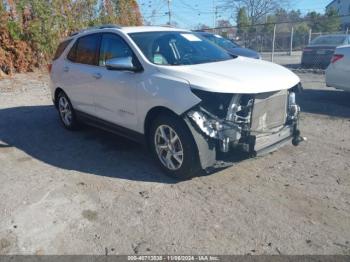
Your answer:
[189,89,254,152]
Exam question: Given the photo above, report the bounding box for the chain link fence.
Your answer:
[201,21,350,70]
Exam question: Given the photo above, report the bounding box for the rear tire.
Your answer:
[149,113,201,179]
[57,91,79,130]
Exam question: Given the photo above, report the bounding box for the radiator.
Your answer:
[250,90,288,132]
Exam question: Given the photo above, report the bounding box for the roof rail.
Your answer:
[98,24,121,29]
[69,24,121,37]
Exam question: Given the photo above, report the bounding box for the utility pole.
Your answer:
[212,0,218,33]
[212,0,215,29]
[289,26,294,56]
[167,0,172,25]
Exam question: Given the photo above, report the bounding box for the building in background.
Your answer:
[326,0,350,30]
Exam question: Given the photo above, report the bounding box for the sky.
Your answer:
[137,0,332,29]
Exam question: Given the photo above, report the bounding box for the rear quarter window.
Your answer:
[53,39,72,60]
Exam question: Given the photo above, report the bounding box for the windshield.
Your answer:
[200,34,240,50]
[311,35,346,45]
[129,31,233,66]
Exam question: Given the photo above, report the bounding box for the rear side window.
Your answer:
[53,39,72,60]
[67,34,100,65]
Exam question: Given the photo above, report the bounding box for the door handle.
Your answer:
[92,73,102,79]
[63,66,69,72]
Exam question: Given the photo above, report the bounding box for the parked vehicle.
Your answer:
[326,45,350,92]
[196,31,261,59]
[49,25,304,178]
[301,34,350,69]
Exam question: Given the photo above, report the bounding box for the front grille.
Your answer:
[250,90,288,132]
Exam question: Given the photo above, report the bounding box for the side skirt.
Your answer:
[75,110,145,145]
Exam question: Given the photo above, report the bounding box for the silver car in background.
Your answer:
[326,45,350,92]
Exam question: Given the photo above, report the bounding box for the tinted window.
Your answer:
[201,34,239,49]
[53,39,72,60]
[99,34,133,66]
[67,34,100,65]
[67,41,77,61]
[129,31,233,66]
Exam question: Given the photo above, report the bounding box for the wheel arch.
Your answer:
[144,106,180,140]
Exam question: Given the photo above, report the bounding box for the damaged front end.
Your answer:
[186,85,305,169]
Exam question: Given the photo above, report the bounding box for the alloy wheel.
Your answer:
[58,96,73,126]
[154,125,184,170]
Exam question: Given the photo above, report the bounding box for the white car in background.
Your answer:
[326,45,350,91]
[49,25,304,178]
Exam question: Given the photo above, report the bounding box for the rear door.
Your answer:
[60,33,101,115]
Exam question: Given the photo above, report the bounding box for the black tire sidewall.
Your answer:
[149,113,200,179]
[57,92,78,130]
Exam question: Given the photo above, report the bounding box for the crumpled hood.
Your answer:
[157,56,300,94]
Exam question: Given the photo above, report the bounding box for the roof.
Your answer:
[121,26,190,33]
[69,25,190,37]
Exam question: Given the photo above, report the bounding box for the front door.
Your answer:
[92,33,141,131]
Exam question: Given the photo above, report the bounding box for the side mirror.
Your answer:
[105,57,139,72]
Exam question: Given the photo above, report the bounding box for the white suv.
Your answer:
[50,25,303,178]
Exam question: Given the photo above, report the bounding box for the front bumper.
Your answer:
[185,88,304,170]
[244,124,300,157]
[186,115,303,171]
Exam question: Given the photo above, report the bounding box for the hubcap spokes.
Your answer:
[58,97,72,126]
[155,125,184,170]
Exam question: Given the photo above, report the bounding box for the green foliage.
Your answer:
[262,15,276,33]
[306,9,340,33]
[0,0,4,14]
[236,7,250,34]
[7,20,22,40]
[0,0,143,66]
[323,7,341,32]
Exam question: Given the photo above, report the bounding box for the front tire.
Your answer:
[149,113,201,179]
[57,92,79,130]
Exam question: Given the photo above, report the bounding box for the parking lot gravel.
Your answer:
[0,71,349,255]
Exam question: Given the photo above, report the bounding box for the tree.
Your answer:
[306,11,324,32]
[225,0,290,25]
[322,7,340,32]
[0,0,143,74]
[236,7,249,34]
[115,0,142,26]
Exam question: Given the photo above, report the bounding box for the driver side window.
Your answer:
[99,33,133,66]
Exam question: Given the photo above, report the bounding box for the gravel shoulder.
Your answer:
[0,71,349,255]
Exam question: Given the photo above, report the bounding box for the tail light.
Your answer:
[331,54,344,64]
[47,64,52,73]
